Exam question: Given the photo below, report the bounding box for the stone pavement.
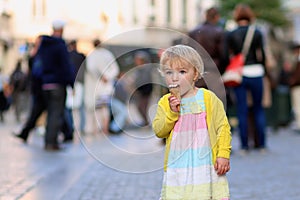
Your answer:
[1,110,300,200]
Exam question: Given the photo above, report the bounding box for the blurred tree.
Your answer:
[219,0,290,27]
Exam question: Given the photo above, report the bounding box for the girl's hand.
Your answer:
[168,95,180,112]
[214,157,230,175]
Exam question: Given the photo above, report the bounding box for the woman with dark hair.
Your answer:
[225,4,267,154]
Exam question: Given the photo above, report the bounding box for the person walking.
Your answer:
[288,43,300,133]
[13,36,47,143]
[188,7,227,75]
[68,40,86,134]
[225,4,267,153]
[9,59,28,122]
[0,68,11,122]
[152,45,231,199]
[34,20,75,150]
[109,72,129,133]
[85,39,119,134]
[133,51,153,126]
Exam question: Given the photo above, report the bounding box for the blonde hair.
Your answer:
[159,45,204,79]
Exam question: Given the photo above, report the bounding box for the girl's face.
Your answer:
[163,59,198,98]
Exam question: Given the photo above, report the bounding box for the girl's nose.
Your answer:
[172,72,179,81]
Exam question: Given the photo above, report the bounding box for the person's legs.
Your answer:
[234,80,249,150]
[137,94,150,125]
[61,108,74,142]
[17,93,46,141]
[13,93,21,122]
[43,87,66,148]
[110,98,127,133]
[291,86,300,131]
[97,105,110,134]
[79,99,86,133]
[249,77,266,148]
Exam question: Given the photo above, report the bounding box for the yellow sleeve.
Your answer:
[204,89,232,160]
[152,94,179,138]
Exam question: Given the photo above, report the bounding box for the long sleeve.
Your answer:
[152,94,179,138]
[204,89,232,162]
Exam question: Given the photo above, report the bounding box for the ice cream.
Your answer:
[168,84,181,100]
[169,84,181,110]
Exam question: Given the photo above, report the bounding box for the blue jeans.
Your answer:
[234,76,266,149]
[61,108,74,139]
[43,87,66,146]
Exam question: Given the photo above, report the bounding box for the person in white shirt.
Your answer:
[85,39,120,134]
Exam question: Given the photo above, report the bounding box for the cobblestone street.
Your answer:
[1,110,300,200]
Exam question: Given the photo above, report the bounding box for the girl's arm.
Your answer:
[152,94,179,138]
[212,95,232,159]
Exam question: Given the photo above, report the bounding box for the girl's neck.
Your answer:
[182,87,198,98]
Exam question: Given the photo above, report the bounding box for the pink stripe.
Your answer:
[170,129,211,150]
[173,112,207,132]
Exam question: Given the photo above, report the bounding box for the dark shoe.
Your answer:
[44,144,61,151]
[108,128,122,134]
[13,132,27,143]
[63,137,73,143]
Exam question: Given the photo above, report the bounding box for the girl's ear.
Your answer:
[193,70,199,81]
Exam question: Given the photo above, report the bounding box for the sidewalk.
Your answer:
[1,110,300,200]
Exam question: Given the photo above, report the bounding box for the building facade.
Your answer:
[0,0,218,73]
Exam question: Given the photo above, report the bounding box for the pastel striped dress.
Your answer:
[160,89,230,200]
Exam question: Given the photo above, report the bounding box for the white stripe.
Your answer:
[163,166,226,186]
[242,64,265,77]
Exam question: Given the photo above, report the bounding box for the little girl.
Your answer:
[152,45,231,200]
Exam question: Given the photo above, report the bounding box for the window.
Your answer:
[32,0,46,19]
[167,0,171,24]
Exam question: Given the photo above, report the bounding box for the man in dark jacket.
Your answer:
[36,20,75,151]
[188,7,226,75]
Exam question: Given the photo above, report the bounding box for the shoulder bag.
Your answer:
[222,25,255,87]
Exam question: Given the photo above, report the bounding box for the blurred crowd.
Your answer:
[184,4,300,154]
[0,3,299,153]
[0,19,158,151]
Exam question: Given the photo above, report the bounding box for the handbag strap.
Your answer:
[241,25,255,57]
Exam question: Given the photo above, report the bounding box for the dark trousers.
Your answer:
[20,93,46,139]
[234,76,266,149]
[61,108,74,140]
[43,87,66,146]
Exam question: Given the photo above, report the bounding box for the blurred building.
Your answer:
[0,0,219,72]
[284,0,300,44]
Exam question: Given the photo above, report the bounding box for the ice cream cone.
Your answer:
[169,84,181,110]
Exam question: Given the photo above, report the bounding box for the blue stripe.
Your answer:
[180,89,206,114]
[167,147,213,168]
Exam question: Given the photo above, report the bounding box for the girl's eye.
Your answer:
[165,71,173,75]
[179,70,186,74]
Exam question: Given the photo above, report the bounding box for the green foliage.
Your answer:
[219,0,290,27]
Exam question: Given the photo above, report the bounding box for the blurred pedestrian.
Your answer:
[288,43,300,133]
[188,7,227,75]
[13,36,47,143]
[188,7,232,116]
[133,51,153,126]
[34,20,75,150]
[109,72,128,133]
[68,40,86,134]
[225,4,267,154]
[152,45,231,199]
[0,68,11,122]
[85,39,119,134]
[9,59,28,122]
